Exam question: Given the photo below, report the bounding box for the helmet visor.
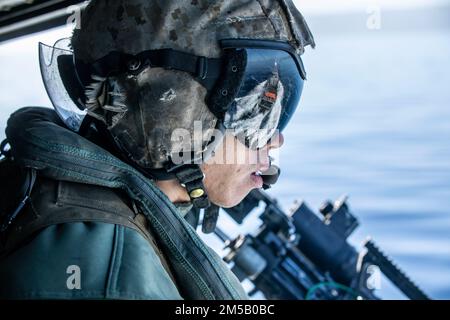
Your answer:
[223,48,304,150]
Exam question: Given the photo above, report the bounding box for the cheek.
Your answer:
[247,151,259,166]
[202,164,235,191]
[202,164,253,208]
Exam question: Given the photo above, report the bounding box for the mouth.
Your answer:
[250,170,264,188]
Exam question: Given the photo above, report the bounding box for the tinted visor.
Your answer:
[223,48,304,149]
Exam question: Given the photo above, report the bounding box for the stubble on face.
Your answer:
[201,134,270,208]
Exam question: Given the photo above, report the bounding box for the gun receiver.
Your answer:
[218,189,430,300]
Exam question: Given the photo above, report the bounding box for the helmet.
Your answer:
[39,0,315,215]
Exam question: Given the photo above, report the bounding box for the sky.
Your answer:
[295,0,450,14]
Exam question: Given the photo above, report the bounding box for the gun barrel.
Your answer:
[364,240,430,300]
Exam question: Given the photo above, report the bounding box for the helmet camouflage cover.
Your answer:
[71,0,315,170]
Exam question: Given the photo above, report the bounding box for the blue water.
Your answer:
[0,7,449,299]
[206,10,450,299]
[268,14,450,299]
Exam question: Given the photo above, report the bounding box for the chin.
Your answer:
[211,188,253,209]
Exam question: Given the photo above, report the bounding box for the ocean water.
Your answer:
[269,12,450,299]
[204,8,450,299]
[0,6,449,299]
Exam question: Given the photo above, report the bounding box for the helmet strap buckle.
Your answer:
[166,163,211,210]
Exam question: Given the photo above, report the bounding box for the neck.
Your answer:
[155,179,191,204]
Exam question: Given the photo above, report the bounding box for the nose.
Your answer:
[267,132,284,150]
[257,132,284,171]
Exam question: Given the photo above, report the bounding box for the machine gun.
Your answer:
[214,189,430,300]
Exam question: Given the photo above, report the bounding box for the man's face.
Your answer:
[201,132,284,208]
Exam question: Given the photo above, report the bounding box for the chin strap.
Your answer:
[166,163,220,234]
[166,163,210,209]
[202,204,220,234]
[167,163,281,234]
